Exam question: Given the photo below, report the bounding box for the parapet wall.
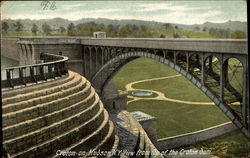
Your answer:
[157,121,237,151]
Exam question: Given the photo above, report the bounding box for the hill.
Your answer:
[2,18,247,33]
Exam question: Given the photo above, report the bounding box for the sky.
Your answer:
[1,1,247,25]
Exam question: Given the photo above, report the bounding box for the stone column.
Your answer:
[220,57,228,102]
[85,47,91,80]
[242,58,249,127]
[201,53,205,85]
[186,52,189,72]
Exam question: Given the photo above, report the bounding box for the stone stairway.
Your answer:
[2,71,117,158]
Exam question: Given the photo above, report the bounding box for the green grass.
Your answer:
[113,57,248,157]
[113,58,229,138]
[133,76,211,102]
[113,58,178,91]
[128,100,229,139]
[115,58,210,102]
[195,130,249,158]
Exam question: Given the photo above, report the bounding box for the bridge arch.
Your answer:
[90,50,249,138]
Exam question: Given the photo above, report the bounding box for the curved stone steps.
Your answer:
[2,79,92,128]
[54,109,111,156]
[112,135,120,151]
[3,86,96,141]
[2,72,76,105]
[67,121,116,158]
[4,93,101,155]
[11,101,107,158]
[3,73,84,114]
[106,135,120,158]
[95,121,116,151]
[2,72,71,98]
[2,72,81,110]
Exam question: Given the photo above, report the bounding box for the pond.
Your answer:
[132,91,153,97]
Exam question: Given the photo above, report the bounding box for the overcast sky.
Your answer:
[1,1,247,25]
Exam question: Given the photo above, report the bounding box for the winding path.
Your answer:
[120,74,239,105]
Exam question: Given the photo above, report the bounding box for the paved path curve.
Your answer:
[120,75,215,105]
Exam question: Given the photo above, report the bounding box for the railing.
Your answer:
[1,53,68,88]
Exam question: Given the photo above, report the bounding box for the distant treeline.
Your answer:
[1,21,246,39]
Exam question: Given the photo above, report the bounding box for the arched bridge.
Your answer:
[3,37,249,139]
[81,38,249,140]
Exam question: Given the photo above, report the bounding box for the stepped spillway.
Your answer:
[2,71,117,158]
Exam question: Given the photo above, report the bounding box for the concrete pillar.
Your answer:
[220,58,228,102]
[85,47,91,80]
[201,53,205,85]
[20,44,26,66]
[208,56,213,72]
[107,48,111,61]
[242,59,249,127]
[90,47,97,79]
[101,47,104,66]
[82,46,86,77]
[174,52,177,64]
[96,47,103,71]
[95,47,98,73]
[17,43,23,65]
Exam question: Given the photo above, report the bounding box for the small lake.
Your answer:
[132,91,153,97]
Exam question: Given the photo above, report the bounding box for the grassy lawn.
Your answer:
[113,58,177,91]
[128,100,229,139]
[195,130,249,158]
[113,57,248,157]
[115,58,210,102]
[113,58,229,138]
[133,76,211,102]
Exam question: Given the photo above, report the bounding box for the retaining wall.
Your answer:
[157,121,237,151]
[1,37,20,61]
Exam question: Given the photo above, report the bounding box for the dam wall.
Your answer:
[1,37,20,61]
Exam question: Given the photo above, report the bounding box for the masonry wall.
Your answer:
[1,37,20,61]
[157,121,237,151]
[31,43,84,75]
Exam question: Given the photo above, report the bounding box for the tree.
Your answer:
[59,26,66,34]
[82,22,97,36]
[173,32,180,38]
[163,23,171,31]
[42,23,51,35]
[2,22,9,33]
[107,24,114,36]
[140,25,148,33]
[203,27,207,32]
[119,24,133,37]
[31,24,38,35]
[231,30,246,39]
[67,23,76,36]
[14,21,23,33]
[96,23,105,31]
[131,24,139,33]
[160,34,165,38]
[195,26,200,31]
[209,27,216,36]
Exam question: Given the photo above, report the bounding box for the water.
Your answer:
[1,56,19,80]
[132,91,153,97]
